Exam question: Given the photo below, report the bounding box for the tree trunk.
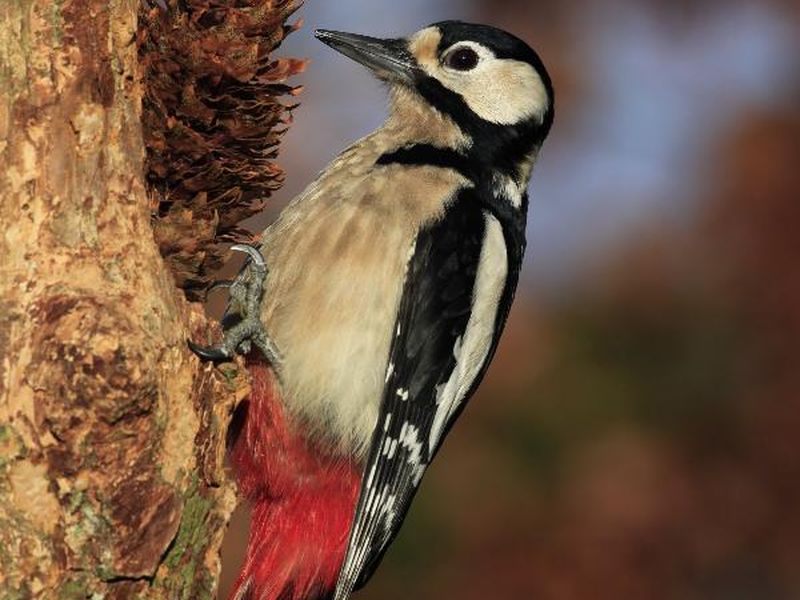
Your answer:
[0,1,284,597]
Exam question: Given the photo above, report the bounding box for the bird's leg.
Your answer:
[188,244,281,367]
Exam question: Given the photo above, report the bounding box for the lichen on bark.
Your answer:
[0,0,298,597]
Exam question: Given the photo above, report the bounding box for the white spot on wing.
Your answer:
[381,438,398,459]
[399,421,426,485]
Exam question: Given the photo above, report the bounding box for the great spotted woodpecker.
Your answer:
[191,20,554,600]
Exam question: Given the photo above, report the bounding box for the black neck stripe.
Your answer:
[376,144,479,183]
[413,77,552,176]
[376,144,532,226]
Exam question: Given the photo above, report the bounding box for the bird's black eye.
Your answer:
[445,47,480,71]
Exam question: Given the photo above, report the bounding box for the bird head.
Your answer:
[315,21,554,147]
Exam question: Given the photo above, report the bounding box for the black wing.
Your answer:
[334,192,521,599]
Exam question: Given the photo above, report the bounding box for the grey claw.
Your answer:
[254,335,282,369]
[188,242,280,369]
[187,339,231,363]
[231,244,266,269]
[237,340,253,356]
[208,279,235,293]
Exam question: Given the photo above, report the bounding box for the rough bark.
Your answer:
[0,1,278,597]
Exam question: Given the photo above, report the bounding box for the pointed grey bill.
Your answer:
[315,29,418,84]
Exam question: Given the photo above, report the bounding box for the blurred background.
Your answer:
[220,0,800,598]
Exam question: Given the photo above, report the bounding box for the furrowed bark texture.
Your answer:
[0,0,297,597]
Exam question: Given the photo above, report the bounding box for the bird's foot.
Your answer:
[188,244,281,367]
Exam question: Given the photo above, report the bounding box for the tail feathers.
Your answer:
[227,361,361,600]
[229,491,353,600]
[230,576,253,600]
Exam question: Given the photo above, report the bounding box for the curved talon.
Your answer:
[231,244,266,269]
[208,279,235,293]
[187,339,232,363]
[188,242,278,369]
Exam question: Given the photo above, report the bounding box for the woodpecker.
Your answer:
[191,20,553,600]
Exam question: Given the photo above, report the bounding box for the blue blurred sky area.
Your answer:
[272,0,800,294]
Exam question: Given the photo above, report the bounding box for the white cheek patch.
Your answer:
[410,32,550,126]
[442,57,548,125]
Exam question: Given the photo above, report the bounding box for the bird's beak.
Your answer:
[315,30,417,85]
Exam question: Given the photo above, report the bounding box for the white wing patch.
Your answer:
[335,210,511,600]
[429,213,508,450]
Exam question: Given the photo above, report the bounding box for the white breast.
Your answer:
[429,212,508,450]
[258,156,470,457]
